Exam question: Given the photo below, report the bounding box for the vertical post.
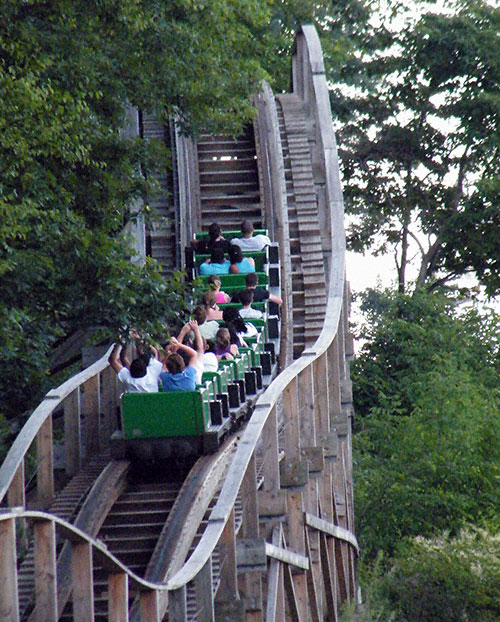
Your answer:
[64,387,81,477]
[196,558,215,622]
[169,585,187,622]
[282,378,308,620]
[217,508,238,602]
[101,365,118,447]
[298,366,315,447]
[108,573,129,622]
[37,414,54,508]
[140,590,159,622]
[0,517,19,622]
[241,454,262,620]
[8,461,27,550]
[83,375,100,461]
[71,541,94,622]
[261,405,280,492]
[266,526,286,622]
[34,519,57,621]
[298,366,322,619]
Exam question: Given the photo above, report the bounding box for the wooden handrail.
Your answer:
[166,22,352,597]
[0,344,115,504]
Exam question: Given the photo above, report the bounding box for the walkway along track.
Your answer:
[0,25,357,622]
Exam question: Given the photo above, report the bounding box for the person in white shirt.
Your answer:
[108,333,163,393]
[238,288,263,319]
[230,220,271,252]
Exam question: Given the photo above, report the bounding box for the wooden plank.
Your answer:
[7,460,25,507]
[240,454,263,616]
[34,519,57,621]
[260,405,280,491]
[139,591,159,622]
[71,541,94,622]
[0,517,19,622]
[64,387,81,477]
[320,532,338,622]
[283,378,300,461]
[195,558,215,622]
[216,508,238,601]
[313,353,329,435]
[83,375,100,460]
[108,573,129,622]
[265,527,283,622]
[304,513,359,553]
[7,461,27,550]
[265,542,309,571]
[100,366,117,447]
[298,366,315,447]
[283,564,303,622]
[36,415,54,509]
[305,528,321,622]
[169,586,187,621]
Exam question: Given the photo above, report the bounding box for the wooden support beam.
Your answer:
[320,532,338,622]
[240,454,263,618]
[327,337,342,422]
[34,519,57,621]
[83,375,100,460]
[305,527,321,622]
[140,590,159,622]
[313,353,329,435]
[0,517,19,622]
[283,564,304,622]
[298,366,315,447]
[108,573,129,622]
[36,415,54,508]
[8,461,27,550]
[283,378,300,461]
[71,541,94,622]
[217,508,238,600]
[196,558,215,622]
[169,586,187,622]
[265,527,286,622]
[64,387,81,477]
[100,366,118,447]
[7,461,25,507]
[261,405,280,492]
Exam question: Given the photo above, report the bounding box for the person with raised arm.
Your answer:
[159,336,198,392]
[108,330,163,393]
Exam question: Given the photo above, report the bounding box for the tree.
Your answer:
[332,0,500,294]
[352,290,500,558]
[0,0,275,421]
[359,528,500,622]
[1,0,353,423]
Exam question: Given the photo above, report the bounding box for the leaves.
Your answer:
[334,0,500,293]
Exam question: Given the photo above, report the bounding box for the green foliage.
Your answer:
[333,0,500,293]
[352,290,500,559]
[360,528,500,622]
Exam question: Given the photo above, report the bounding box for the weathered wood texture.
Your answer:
[0,25,356,622]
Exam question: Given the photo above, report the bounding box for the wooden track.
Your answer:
[0,25,356,622]
[277,93,327,357]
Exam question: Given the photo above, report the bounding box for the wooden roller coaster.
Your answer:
[0,26,357,621]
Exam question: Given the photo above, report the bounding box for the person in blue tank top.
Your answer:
[228,244,255,274]
[199,247,230,275]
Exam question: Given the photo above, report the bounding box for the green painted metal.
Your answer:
[197,272,268,288]
[195,250,267,270]
[195,229,267,240]
[121,389,210,440]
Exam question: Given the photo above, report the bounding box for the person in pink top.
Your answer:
[202,291,223,320]
[207,275,230,304]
